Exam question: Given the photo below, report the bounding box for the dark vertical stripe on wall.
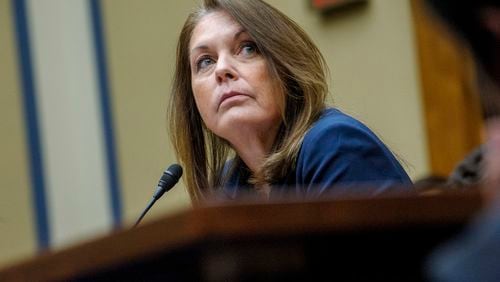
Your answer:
[12,0,51,250]
[89,0,123,227]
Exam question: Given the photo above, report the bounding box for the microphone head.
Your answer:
[165,164,183,181]
[134,163,183,228]
[155,164,183,198]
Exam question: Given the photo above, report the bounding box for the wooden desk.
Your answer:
[0,190,483,281]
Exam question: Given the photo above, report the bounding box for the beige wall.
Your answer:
[101,0,197,225]
[0,0,37,267]
[0,0,428,268]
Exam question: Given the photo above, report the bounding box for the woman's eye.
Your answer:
[196,56,214,71]
[240,42,258,56]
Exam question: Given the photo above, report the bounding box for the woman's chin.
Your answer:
[213,108,280,137]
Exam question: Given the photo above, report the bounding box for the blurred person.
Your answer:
[168,0,412,203]
[424,1,500,281]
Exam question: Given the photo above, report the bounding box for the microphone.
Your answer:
[134,164,183,228]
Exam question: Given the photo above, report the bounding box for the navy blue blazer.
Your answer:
[223,108,413,199]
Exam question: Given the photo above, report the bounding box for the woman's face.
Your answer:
[189,10,283,145]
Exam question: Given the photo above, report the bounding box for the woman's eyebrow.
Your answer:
[190,28,248,56]
[234,28,247,40]
[190,45,209,57]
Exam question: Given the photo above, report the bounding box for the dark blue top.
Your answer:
[223,108,412,199]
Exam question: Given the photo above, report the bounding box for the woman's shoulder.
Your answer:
[304,108,382,146]
[296,107,412,189]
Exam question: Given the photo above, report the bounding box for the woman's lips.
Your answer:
[218,91,249,109]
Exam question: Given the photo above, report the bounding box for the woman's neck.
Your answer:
[229,125,279,176]
[233,135,273,174]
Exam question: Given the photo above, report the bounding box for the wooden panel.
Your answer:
[0,190,483,281]
[411,0,484,177]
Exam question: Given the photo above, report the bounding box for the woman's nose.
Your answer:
[215,55,238,83]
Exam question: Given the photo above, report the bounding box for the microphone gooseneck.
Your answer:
[134,164,183,228]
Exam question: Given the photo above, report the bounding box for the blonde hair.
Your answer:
[168,0,329,203]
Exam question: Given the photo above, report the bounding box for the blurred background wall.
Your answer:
[0,0,429,268]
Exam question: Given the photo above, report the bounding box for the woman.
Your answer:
[169,0,412,203]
